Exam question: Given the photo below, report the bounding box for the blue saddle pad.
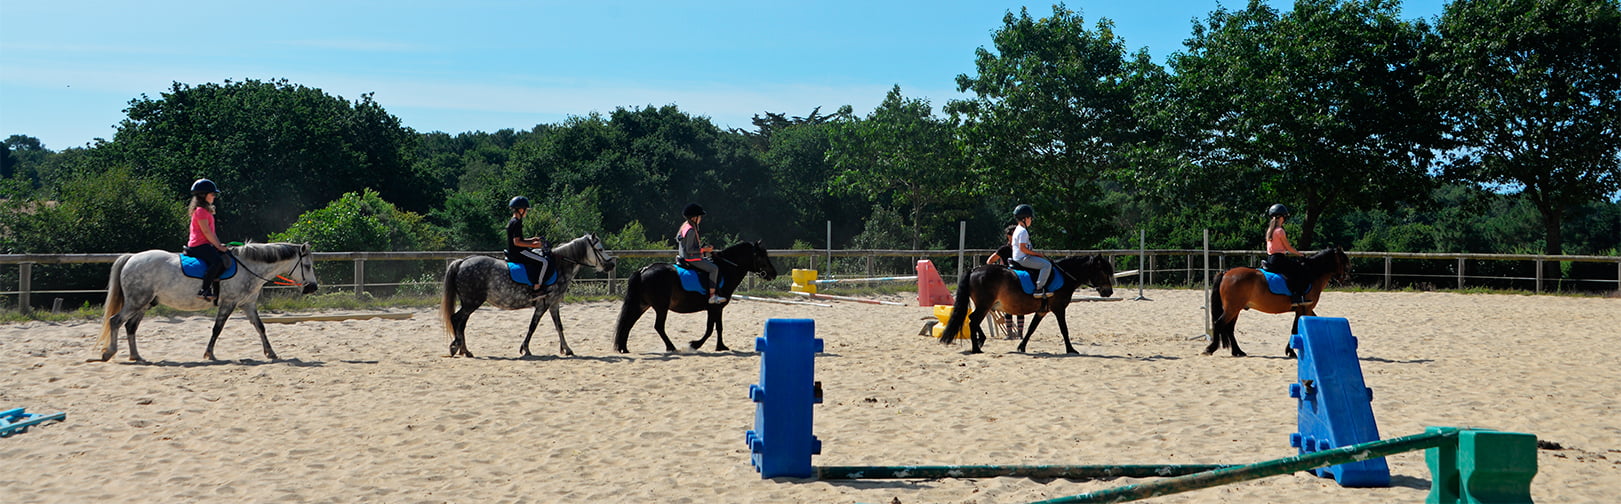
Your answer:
[506,262,557,286]
[1012,268,1063,295]
[180,254,237,280]
[1260,269,1309,296]
[676,265,725,294]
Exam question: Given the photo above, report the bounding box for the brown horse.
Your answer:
[937,255,1116,354]
[1206,246,1350,357]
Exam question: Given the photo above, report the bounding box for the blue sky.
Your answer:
[1,0,1447,151]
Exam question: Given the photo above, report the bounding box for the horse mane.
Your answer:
[1303,246,1346,274]
[236,242,303,263]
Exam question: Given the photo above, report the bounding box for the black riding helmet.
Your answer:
[509,196,531,209]
[190,179,219,195]
[1013,204,1034,219]
[1266,204,1290,218]
[683,203,706,218]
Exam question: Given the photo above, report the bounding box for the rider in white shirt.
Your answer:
[1010,204,1054,298]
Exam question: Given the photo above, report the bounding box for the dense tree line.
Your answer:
[3,0,1617,306]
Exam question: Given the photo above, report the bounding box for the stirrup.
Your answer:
[709,295,728,304]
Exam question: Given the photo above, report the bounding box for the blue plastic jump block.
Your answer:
[746,318,823,478]
[0,407,67,438]
[1288,316,1390,487]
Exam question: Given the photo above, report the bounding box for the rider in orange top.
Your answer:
[1263,204,1309,306]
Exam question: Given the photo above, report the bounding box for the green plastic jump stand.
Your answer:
[1426,427,1538,504]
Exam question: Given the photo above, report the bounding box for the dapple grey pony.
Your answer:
[440,233,616,358]
[95,242,319,362]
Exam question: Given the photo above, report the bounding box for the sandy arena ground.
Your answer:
[1,289,1617,503]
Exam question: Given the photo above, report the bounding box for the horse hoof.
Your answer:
[1200,350,1214,356]
[715,344,730,352]
[561,349,574,357]
[265,352,278,361]
[1232,350,1247,357]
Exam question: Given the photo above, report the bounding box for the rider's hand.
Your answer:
[701,245,713,254]
[215,243,228,252]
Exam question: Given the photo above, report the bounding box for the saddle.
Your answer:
[1258,269,1309,297]
[506,262,557,287]
[179,253,238,280]
[1006,261,1063,295]
[674,263,724,294]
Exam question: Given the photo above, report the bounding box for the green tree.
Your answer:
[946,5,1146,248]
[270,189,444,252]
[1166,0,1441,247]
[829,86,973,249]
[1426,0,1621,265]
[103,79,423,241]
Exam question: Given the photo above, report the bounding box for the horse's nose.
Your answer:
[303,283,319,294]
[1099,285,1114,298]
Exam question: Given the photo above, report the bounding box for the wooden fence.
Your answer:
[3,248,1618,312]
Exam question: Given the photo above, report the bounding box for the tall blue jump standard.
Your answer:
[746,318,823,478]
[1289,316,1389,487]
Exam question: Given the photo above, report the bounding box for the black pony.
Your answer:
[937,255,1115,354]
[613,241,778,353]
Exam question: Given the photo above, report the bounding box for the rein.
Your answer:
[228,249,309,287]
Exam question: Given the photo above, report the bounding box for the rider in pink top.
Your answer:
[185,179,230,300]
[1263,204,1309,306]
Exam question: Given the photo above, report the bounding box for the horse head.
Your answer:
[716,241,777,281]
[583,233,617,273]
[751,240,778,281]
[1307,245,1351,284]
[295,243,319,294]
[1059,254,1114,298]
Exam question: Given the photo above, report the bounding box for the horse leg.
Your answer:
[1054,310,1078,354]
[1018,313,1048,353]
[450,300,482,358]
[614,304,650,354]
[550,304,573,357]
[967,307,988,353]
[652,308,678,353]
[689,308,727,352]
[122,311,147,363]
[96,312,124,362]
[1284,310,1313,359]
[688,310,715,351]
[204,302,238,361]
[242,304,277,360]
[519,305,545,357]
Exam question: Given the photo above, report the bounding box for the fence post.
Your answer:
[1458,257,1465,290]
[1202,229,1210,337]
[354,258,366,298]
[1535,258,1543,294]
[1383,257,1392,290]
[956,221,966,281]
[19,263,32,313]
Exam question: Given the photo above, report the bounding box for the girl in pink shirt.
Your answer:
[186,179,229,300]
[1263,204,1308,306]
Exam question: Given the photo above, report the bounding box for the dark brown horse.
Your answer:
[937,255,1116,354]
[612,241,778,353]
[1206,246,1350,357]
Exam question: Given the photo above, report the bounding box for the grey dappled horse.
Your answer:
[440,233,617,358]
[95,242,319,362]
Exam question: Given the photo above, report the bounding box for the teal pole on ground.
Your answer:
[819,464,1233,480]
[1030,429,1462,504]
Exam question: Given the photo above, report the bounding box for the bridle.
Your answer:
[230,246,312,287]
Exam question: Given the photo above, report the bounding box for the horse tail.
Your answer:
[613,267,648,351]
[440,258,462,336]
[97,254,131,359]
[937,270,974,345]
[1209,269,1226,325]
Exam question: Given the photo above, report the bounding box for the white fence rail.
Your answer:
[3,247,1618,312]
